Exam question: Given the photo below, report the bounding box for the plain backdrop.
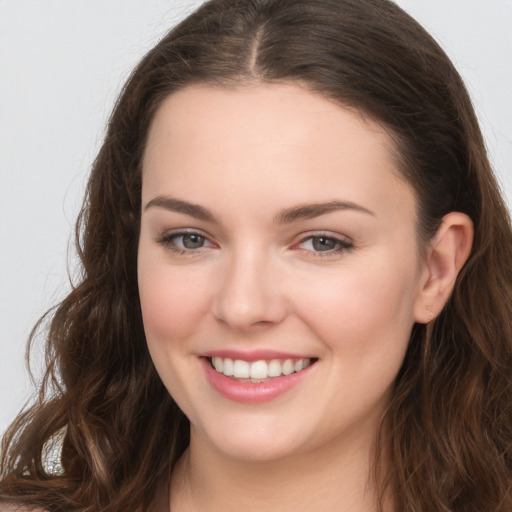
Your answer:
[1,0,511,435]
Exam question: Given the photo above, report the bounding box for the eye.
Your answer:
[296,234,353,255]
[155,230,215,254]
[175,233,207,249]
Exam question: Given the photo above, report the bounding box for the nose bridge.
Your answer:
[212,241,286,330]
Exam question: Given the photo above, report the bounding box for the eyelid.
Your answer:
[291,231,354,255]
[154,228,217,253]
[154,228,353,257]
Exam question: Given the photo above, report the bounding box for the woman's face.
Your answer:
[138,83,429,462]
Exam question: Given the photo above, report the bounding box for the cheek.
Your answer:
[137,258,212,345]
[293,254,420,362]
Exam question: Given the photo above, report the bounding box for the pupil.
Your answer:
[183,234,204,249]
[313,237,335,251]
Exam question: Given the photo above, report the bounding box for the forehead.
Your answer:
[142,83,416,228]
[144,83,395,164]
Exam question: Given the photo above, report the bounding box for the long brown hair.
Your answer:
[2,1,511,510]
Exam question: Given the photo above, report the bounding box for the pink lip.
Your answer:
[202,349,311,362]
[201,357,316,403]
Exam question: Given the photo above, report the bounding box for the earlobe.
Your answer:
[414,212,474,324]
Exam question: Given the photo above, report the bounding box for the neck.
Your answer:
[170,426,382,512]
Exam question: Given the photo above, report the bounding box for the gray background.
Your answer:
[1,0,511,434]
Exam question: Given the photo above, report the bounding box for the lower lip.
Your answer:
[202,358,315,403]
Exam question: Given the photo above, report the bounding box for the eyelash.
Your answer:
[294,234,354,257]
[155,230,354,257]
[155,230,214,255]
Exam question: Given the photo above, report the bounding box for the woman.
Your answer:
[1,0,511,511]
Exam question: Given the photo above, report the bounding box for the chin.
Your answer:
[192,415,312,463]
[210,434,303,462]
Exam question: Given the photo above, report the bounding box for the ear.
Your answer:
[414,212,474,324]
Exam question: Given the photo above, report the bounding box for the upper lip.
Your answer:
[201,349,315,362]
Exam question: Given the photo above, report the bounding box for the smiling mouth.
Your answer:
[208,356,316,383]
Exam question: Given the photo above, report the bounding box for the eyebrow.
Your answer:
[144,196,374,224]
[273,200,375,224]
[144,196,218,222]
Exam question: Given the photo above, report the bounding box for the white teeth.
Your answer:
[223,358,234,376]
[233,359,250,378]
[268,359,282,377]
[211,357,313,380]
[212,357,223,372]
[282,359,294,375]
[250,360,268,379]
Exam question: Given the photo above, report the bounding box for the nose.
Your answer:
[211,246,288,331]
